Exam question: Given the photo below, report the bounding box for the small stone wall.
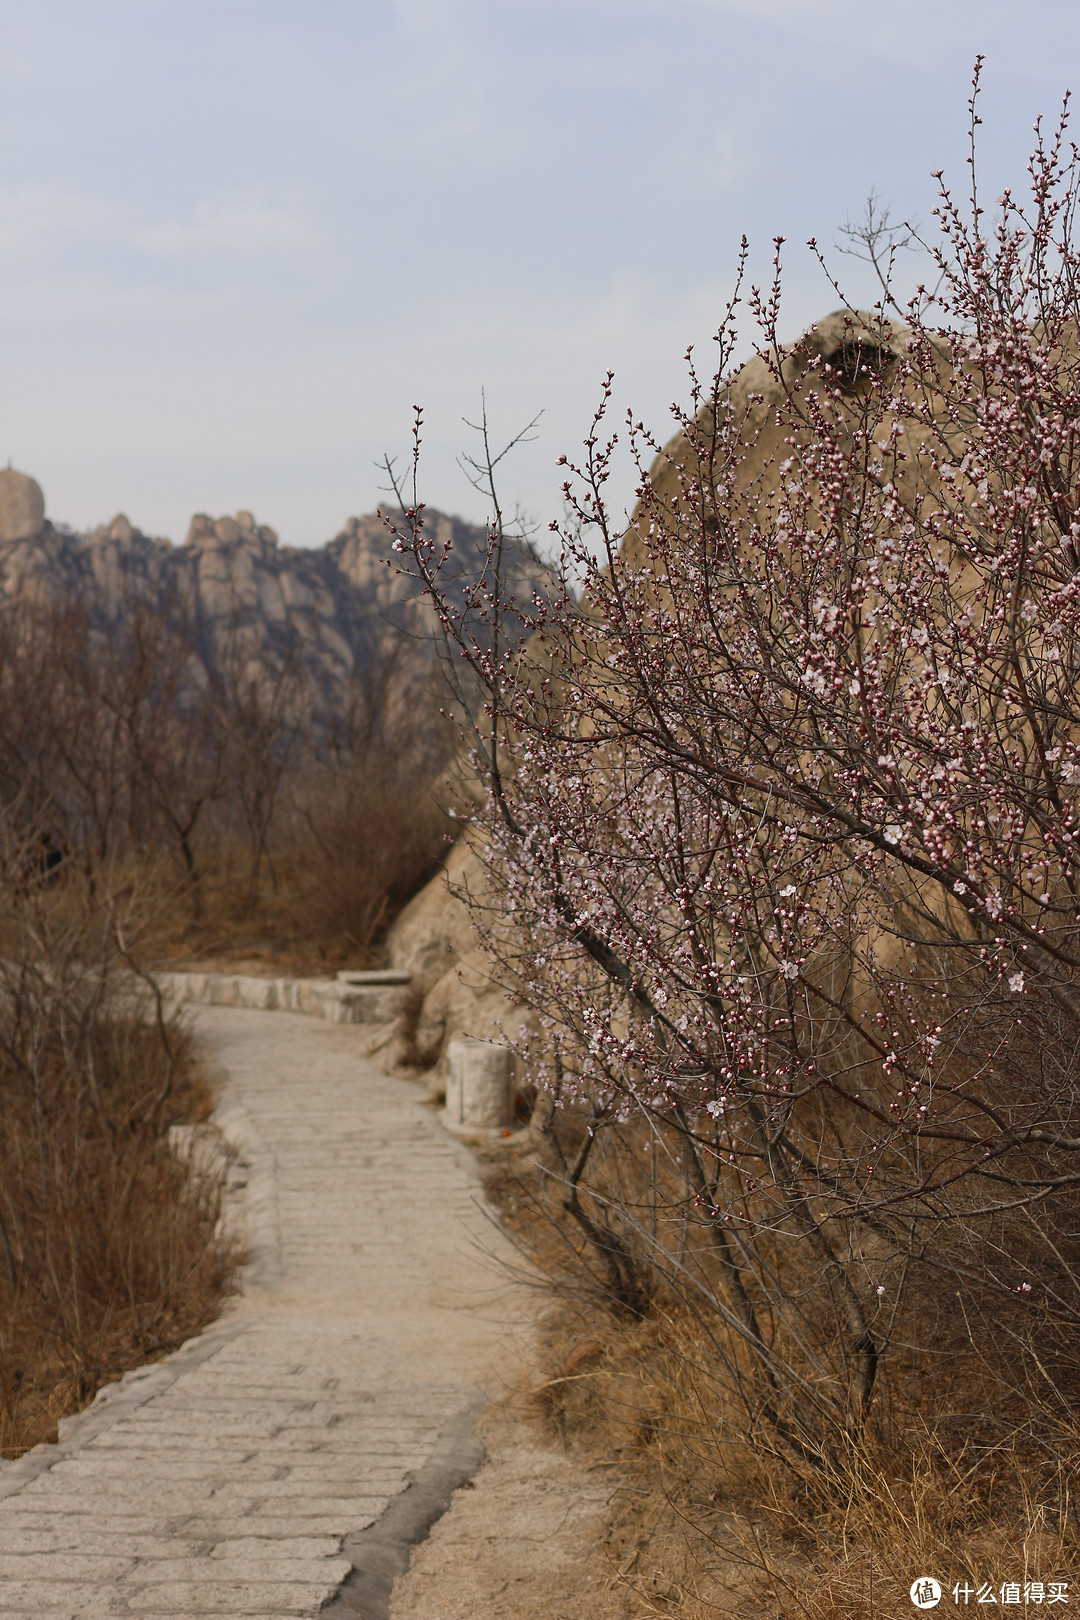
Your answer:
[155,969,411,1025]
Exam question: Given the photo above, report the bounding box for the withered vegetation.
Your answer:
[484,1119,1080,1618]
[0,576,454,972]
[0,905,237,1457]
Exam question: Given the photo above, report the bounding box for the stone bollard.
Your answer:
[444,1039,514,1133]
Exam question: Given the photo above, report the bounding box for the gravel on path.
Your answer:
[0,1006,526,1619]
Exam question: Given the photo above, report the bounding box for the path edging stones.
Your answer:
[215,1097,283,1291]
[156,969,410,1024]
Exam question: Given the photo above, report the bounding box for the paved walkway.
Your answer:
[0,1007,521,1618]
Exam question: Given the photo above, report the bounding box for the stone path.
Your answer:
[0,1006,523,1618]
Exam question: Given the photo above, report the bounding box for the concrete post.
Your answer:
[445,1039,514,1131]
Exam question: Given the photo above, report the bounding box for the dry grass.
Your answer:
[0,583,456,977]
[517,1296,1080,1619]
[0,997,239,1458]
[479,1137,1080,1620]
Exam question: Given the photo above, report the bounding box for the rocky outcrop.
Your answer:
[620,309,911,569]
[0,484,547,722]
[380,312,912,1079]
[383,829,535,1094]
[0,467,46,544]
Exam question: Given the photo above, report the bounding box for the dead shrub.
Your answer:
[0,573,457,972]
[0,923,239,1458]
[289,763,450,963]
[482,1121,1080,1618]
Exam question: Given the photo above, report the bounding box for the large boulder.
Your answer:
[380,312,917,1081]
[384,838,534,1090]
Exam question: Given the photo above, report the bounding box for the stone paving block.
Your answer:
[278,1464,413,1485]
[42,1457,260,1482]
[118,1582,336,1614]
[0,1512,178,1536]
[94,1418,280,1438]
[180,1516,378,1538]
[0,1613,124,1620]
[0,1583,127,1614]
[84,1434,258,1456]
[208,1489,394,1517]
[0,1531,65,1554]
[120,1556,352,1585]
[10,1484,226,1511]
[39,1535,212,1560]
[244,1440,384,1461]
[208,1537,344,1559]
[0,1553,136,1581]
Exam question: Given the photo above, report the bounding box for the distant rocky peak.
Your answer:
[0,466,46,544]
[185,511,279,549]
[0,473,551,723]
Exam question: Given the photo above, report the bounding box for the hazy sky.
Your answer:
[1,1,1077,547]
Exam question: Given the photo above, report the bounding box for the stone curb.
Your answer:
[215,1097,283,1292]
[155,970,409,1024]
[324,1395,487,1618]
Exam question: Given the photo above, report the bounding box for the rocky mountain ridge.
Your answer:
[0,468,540,706]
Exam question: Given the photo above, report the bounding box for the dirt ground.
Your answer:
[388,1409,636,1620]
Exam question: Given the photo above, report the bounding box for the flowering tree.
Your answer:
[390,72,1080,1465]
